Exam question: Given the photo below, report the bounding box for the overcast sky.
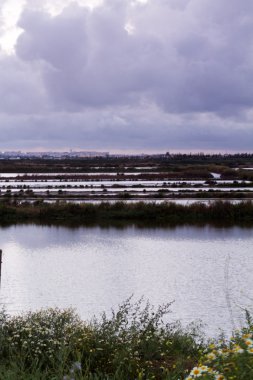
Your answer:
[0,0,253,153]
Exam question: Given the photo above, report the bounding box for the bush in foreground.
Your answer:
[1,301,252,379]
[186,312,253,380]
[0,299,202,379]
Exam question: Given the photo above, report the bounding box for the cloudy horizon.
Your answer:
[1,0,253,153]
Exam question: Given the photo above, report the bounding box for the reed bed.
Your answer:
[0,200,253,225]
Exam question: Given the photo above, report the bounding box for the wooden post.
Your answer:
[0,249,2,281]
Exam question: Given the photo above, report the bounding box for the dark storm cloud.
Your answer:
[1,106,253,152]
[14,0,253,114]
[0,0,253,151]
[16,2,149,109]
[0,53,47,114]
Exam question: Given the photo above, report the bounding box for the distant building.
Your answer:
[0,151,110,159]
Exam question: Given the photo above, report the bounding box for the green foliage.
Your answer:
[185,311,253,380]
[0,300,203,379]
[1,303,253,379]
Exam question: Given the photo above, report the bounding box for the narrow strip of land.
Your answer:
[0,200,252,225]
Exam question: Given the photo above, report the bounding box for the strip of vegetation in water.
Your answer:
[0,200,253,225]
[0,300,252,379]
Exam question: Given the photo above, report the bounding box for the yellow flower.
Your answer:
[207,352,216,361]
[242,333,252,339]
[233,345,244,354]
[244,338,253,347]
[215,375,225,380]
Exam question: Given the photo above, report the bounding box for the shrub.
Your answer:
[185,311,253,380]
[0,300,203,379]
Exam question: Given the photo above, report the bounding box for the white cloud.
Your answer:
[0,0,102,53]
[0,0,26,53]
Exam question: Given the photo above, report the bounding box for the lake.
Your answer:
[0,224,252,337]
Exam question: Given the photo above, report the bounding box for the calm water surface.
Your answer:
[0,224,252,336]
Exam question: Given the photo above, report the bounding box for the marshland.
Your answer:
[0,155,253,379]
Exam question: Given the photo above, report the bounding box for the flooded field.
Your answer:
[0,171,252,201]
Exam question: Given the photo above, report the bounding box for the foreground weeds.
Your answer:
[185,311,253,380]
[0,299,202,379]
[0,301,252,379]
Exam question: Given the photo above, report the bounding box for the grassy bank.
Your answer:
[0,200,253,225]
[0,301,252,379]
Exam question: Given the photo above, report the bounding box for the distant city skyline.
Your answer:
[1,0,253,152]
[1,148,253,156]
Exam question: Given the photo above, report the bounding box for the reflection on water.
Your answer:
[0,224,252,337]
